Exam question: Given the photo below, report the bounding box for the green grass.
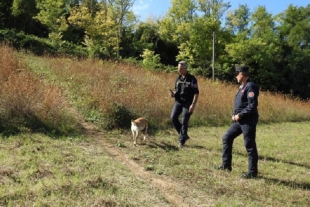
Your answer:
[0,134,171,206]
[109,122,310,206]
[0,123,309,206]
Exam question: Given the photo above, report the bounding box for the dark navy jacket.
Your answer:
[174,73,199,104]
[234,80,259,122]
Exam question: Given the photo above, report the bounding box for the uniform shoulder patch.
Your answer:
[248,92,255,97]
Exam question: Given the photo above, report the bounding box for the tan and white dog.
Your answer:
[131,117,148,146]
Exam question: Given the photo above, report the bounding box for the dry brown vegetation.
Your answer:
[25,51,310,132]
[0,45,80,135]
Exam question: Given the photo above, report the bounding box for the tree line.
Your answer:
[1,0,310,99]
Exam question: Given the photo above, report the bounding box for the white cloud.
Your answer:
[132,0,152,14]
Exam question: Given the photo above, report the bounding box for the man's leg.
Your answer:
[221,122,242,170]
[170,102,182,134]
[179,103,192,144]
[241,124,258,174]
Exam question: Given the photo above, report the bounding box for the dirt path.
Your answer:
[80,121,191,207]
[67,103,213,207]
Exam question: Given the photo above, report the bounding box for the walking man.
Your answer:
[170,61,199,148]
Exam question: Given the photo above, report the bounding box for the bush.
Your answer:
[101,102,133,130]
[0,29,88,58]
[55,41,88,58]
[141,49,162,69]
[20,35,48,55]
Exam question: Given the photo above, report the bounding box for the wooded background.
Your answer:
[1,0,310,99]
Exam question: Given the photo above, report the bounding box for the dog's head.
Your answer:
[131,119,136,125]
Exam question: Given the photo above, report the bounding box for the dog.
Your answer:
[131,117,148,146]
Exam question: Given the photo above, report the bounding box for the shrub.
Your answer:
[141,49,162,69]
[101,102,133,130]
[0,29,87,58]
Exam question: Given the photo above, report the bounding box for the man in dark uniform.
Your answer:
[217,66,259,179]
[170,61,199,148]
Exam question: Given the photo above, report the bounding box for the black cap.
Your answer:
[235,66,249,72]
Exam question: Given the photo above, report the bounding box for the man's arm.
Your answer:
[189,94,199,113]
[192,94,199,106]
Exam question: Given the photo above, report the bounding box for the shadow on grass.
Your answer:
[231,151,310,190]
[233,150,310,169]
[190,145,207,149]
[148,141,179,151]
[261,176,310,190]
[146,141,209,152]
[258,155,310,169]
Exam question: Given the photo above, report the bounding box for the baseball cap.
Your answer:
[235,66,249,72]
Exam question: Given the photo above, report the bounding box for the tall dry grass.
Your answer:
[0,45,80,136]
[25,54,310,131]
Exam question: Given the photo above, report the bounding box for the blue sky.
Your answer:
[132,0,309,21]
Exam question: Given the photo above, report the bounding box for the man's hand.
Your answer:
[189,104,195,113]
[232,114,240,122]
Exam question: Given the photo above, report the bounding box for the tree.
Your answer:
[11,0,47,36]
[0,0,13,29]
[277,5,310,49]
[275,5,310,98]
[107,0,136,58]
[160,0,230,71]
[225,4,250,34]
[226,6,281,90]
[197,0,231,21]
[68,3,118,58]
[123,21,159,58]
[69,0,136,58]
[159,0,197,46]
[35,0,69,41]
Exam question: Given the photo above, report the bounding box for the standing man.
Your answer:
[217,66,259,179]
[170,61,199,148]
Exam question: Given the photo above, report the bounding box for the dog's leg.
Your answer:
[143,126,148,141]
[132,130,136,146]
[134,131,138,146]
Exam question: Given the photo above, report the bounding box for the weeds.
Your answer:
[24,53,310,132]
[0,45,81,136]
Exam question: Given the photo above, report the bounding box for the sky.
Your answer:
[132,0,310,21]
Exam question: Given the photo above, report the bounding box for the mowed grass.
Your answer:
[0,134,172,206]
[109,122,310,206]
[1,123,309,206]
[0,46,309,206]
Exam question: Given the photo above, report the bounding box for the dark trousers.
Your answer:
[222,121,258,173]
[170,102,192,144]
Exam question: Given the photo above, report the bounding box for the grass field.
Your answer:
[1,122,309,206]
[0,45,309,206]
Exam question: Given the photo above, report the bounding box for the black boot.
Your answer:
[216,165,232,171]
[241,172,258,179]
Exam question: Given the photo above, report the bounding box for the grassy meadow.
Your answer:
[0,45,310,206]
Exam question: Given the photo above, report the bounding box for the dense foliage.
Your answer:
[1,0,310,99]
